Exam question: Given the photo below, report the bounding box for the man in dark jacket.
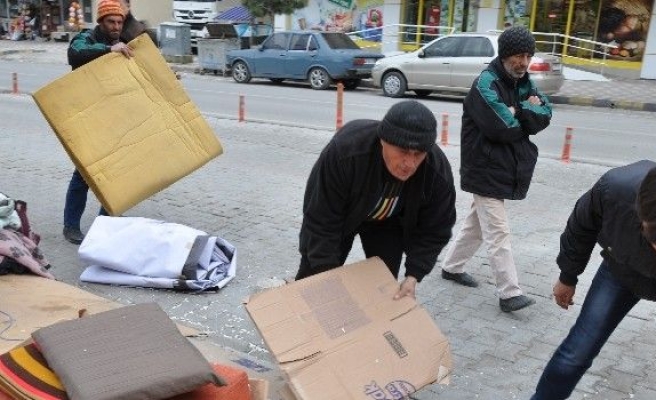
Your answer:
[439,26,552,312]
[531,160,656,399]
[62,0,134,244]
[296,100,456,300]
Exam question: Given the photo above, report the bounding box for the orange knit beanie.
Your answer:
[97,0,126,22]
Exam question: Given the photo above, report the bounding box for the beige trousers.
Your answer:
[441,194,522,299]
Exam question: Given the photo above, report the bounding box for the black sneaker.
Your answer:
[63,226,85,245]
[500,295,536,312]
[441,270,479,288]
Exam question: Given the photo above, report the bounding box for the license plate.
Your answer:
[552,63,561,72]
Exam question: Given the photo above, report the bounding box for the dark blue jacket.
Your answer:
[460,57,552,200]
[558,160,656,300]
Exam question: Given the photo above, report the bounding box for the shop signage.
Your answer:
[328,0,354,9]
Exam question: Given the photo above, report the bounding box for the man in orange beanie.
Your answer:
[62,0,134,244]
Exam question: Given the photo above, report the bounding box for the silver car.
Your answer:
[372,32,564,98]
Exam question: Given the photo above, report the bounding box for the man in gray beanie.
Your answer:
[439,26,552,312]
[296,100,456,300]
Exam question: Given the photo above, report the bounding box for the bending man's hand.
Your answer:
[394,276,417,300]
[553,279,575,310]
[111,42,134,58]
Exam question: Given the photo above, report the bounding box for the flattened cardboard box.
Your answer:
[32,34,223,216]
[245,257,452,400]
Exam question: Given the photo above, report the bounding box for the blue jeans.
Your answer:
[531,261,639,399]
[63,169,107,230]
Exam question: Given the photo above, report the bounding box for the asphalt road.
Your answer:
[1,59,656,166]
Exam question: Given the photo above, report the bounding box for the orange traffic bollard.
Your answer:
[12,72,18,94]
[561,126,573,163]
[238,95,245,122]
[336,82,344,131]
[440,113,449,146]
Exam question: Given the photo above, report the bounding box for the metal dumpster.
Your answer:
[159,22,191,57]
[197,38,240,75]
[198,24,241,75]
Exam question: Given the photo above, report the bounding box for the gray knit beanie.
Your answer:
[498,26,536,59]
[378,100,437,152]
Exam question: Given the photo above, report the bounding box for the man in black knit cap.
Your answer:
[439,26,552,312]
[296,100,456,300]
[532,161,656,399]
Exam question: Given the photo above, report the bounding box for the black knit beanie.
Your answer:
[378,100,437,152]
[498,26,536,59]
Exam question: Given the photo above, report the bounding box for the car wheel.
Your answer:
[342,79,361,90]
[232,61,251,84]
[382,71,407,98]
[270,78,285,84]
[308,68,331,90]
[414,90,433,98]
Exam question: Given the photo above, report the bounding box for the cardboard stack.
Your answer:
[0,275,274,400]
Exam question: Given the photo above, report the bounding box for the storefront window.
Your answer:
[41,0,63,35]
[596,0,651,62]
[80,0,91,23]
[4,0,40,40]
[532,0,650,62]
[401,0,451,46]
[504,0,531,27]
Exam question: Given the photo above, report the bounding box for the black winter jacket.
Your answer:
[299,119,456,282]
[558,160,656,300]
[460,57,552,200]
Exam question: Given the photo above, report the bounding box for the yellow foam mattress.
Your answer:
[33,34,223,215]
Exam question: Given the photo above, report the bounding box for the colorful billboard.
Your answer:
[292,0,385,42]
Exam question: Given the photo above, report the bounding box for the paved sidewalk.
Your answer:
[3,38,656,400]
[3,94,656,400]
[2,38,656,112]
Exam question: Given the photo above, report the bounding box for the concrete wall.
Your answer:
[130,0,173,28]
[477,0,502,32]
[641,3,656,79]
[381,0,402,54]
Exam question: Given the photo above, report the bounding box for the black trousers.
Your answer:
[297,217,404,280]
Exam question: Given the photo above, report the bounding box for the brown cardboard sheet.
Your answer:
[32,34,222,216]
[0,274,195,353]
[245,257,452,400]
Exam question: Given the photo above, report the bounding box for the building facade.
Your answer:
[1,0,76,38]
[275,0,655,78]
[1,0,173,38]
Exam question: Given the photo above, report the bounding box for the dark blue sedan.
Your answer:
[225,31,384,90]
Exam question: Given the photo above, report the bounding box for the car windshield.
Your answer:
[321,33,360,50]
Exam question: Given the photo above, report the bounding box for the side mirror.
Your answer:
[418,49,425,58]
